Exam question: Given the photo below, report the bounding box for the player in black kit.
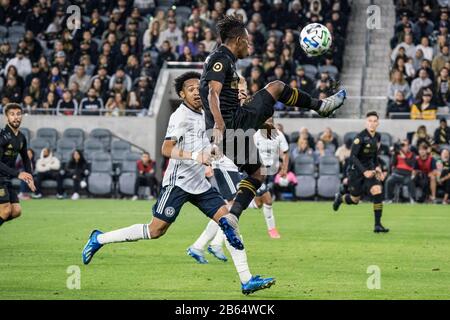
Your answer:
[0,103,36,228]
[333,111,389,233]
[200,16,347,238]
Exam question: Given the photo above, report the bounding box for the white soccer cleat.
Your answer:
[317,89,347,117]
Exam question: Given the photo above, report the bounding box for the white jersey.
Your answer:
[162,104,211,194]
[254,129,289,173]
[212,155,239,172]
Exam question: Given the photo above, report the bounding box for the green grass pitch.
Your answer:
[0,200,449,300]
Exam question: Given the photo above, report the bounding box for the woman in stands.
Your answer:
[57,150,88,200]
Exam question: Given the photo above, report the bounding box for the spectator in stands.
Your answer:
[2,76,22,103]
[386,139,416,203]
[335,138,352,170]
[411,68,433,100]
[157,40,177,67]
[69,81,84,104]
[436,67,450,111]
[33,148,62,199]
[143,19,160,51]
[410,89,437,120]
[127,90,143,115]
[132,152,158,200]
[438,148,450,204]
[414,143,438,202]
[109,68,132,93]
[41,91,58,114]
[312,80,331,99]
[56,89,78,115]
[178,45,196,62]
[124,55,140,81]
[411,125,434,150]
[319,127,339,151]
[392,34,416,62]
[413,12,434,41]
[292,66,314,94]
[299,127,315,149]
[432,45,450,77]
[25,3,47,36]
[105,92,126,116]
[226,0,248,23]
[387,90,410,118]
[201,28,218,53]
[57,150,88,201]
[313,140,332,165]
[80,88,104,116]
[157,18,183,52]
[4,49,31,79]
[388,69,412,102]
[434,118,450,146]
[68,65,90,94]
[291,138,313,159]
[416,36,433,62]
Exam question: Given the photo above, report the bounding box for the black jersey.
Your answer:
[0,125,32,180]
[200,45,240,130]
[349,129,381,173]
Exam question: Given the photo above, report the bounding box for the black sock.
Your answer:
[342,194,357,205]
[278,84,321,111]
[0,217,4,227]
[373,194,383,226]
[230,177,262,219]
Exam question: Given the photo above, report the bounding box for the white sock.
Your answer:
[192,220,219,251]
[210,229,225,248]
[224,236,252,284]
[263,204,276,230]
[97,224,150,245]
[248,199,258,209]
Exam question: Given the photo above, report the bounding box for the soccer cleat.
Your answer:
[187,247,208,264]
[82,230,103,265]
[268,228,281,239]
[207,245,228,262]
[374,225,390,233]
[317,89,347,117]
[333,193,343,212]
[218,215,244,250]
[241,275,276,295]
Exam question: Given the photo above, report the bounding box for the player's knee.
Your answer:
[0,205,12,219]
[350,196,360,204]
[265,80,285,96]
[11,207,21,218]
[370,185,382,195]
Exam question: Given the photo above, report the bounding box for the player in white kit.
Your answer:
[82,72,274,294]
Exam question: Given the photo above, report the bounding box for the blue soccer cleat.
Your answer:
[317,88,347,117]
[187,247,208,264]
[207,245,228,262]
[82,230,103,265]
[241,275,276,295]
[218,215,244,250]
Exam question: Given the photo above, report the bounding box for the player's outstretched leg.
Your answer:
[264,80,347,117]
[223,236,275,295]
[371,187,389,233]
[82,219,168,265]
[208,229,227,262]
[333,193,359,212]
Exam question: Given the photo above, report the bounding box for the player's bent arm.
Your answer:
[350,139,365,172]
[161,140,211,165]
[208,80,225,128]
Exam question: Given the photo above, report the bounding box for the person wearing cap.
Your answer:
[25,3,47,35]
[156,18,183,52]
[434,118,450,146]
[109,68,132,92]
[3,49,31,79]
[411,68,433,99]
[292,65,314,94]
[411,88,437,120]
[412,12,434,41]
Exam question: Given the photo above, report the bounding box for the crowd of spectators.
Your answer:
[388,0,450,120]
[0,0,350,117]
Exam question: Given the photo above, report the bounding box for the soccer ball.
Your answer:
[299,23,332,57]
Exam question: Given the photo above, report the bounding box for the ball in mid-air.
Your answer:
[300,23,332,57]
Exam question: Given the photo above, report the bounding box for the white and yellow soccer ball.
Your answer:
[300,23,332,57]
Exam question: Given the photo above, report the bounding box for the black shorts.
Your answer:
[213,169,242,201]
[0,182,19,204]
[222,89,276,176]
[347,170,382,197]
[152,186,226,223]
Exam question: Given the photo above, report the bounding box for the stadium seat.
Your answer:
[7,25,25,37]
[294,155,315,176]
[30,138,50,156]
[301,64,318,79]
[295,176,316,199]
[318,156,340,176]
[0,26,7,38]
[118,153,139,196]
[62,128,84,150]
[111,140,131,163]
[36,128,58,150]
[83,139,104,161]
[343,132,358,144]
[317,175,340,198]
[20,127,31,143]
[176,6,192,20]
[380,132,393,147]
[56,138,77,163]
[318,65,339,79]
[379,155,391,173]
[89,128,112,151]
[88,152,114,196]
